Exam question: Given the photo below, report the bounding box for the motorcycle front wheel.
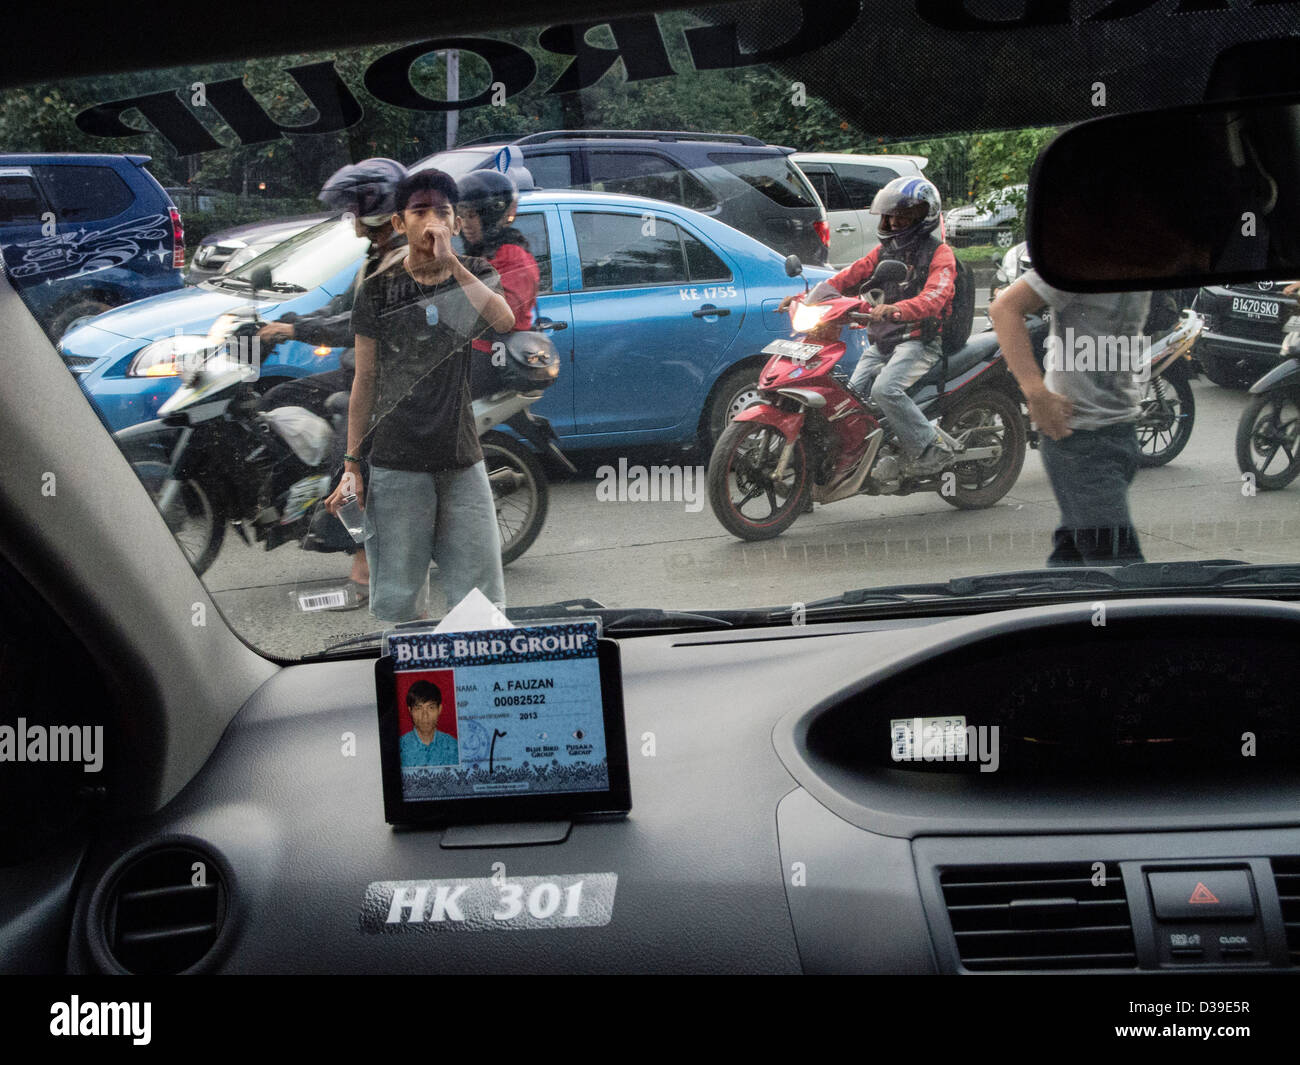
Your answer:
[1136,371,1196,467]
[707,420,809,540]
[937,387,1027,509]
[482,431,548,565]
[125,447,227,574]
[1236,389,1300,490]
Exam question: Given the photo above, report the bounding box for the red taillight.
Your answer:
[813,220,830,247]
[169,206,185,268]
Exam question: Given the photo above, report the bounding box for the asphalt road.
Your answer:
[203,371,1300,659]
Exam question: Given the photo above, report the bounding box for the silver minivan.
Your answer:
[792,152,928,267]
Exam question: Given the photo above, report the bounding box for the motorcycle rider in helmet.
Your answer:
[779,176,958,474]
[455,168,540,392]
[256,157,409,606]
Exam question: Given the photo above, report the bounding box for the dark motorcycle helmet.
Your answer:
[457,170,521,250]
[318,157,408,225]
[870,176,943,254]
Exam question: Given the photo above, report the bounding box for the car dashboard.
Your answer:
[28,597,1299,976]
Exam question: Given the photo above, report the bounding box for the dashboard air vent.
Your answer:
[101,846,227,974]
[940,862,1135,972]
[1271,857,1300,965]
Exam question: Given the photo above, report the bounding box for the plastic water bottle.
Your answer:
[337,494,365,543]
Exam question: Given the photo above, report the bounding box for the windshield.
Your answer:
[217,216,369,291]
[7,7,1300,662]
[410,148,498,180]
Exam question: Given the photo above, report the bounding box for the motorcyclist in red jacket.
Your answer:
[782,177,958,474]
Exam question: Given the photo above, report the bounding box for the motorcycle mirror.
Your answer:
[873,259,909,286]
[1028,90,1300,291]
[784,254,804,278]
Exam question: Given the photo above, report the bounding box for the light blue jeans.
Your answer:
[848,338,943,460]
[363,462,505,622]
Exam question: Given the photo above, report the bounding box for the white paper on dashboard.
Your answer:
[433,587,513,633]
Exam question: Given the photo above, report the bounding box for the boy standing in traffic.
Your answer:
[990,274,1150,565]
[325,169,517,622]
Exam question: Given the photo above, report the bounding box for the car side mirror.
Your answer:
[249,265,273,292]
[784,254,804,278]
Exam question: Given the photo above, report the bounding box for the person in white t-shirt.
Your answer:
[990,272,1151,566]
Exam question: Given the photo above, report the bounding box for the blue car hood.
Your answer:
[71,283,286,342]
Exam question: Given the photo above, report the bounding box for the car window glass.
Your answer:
[573,211,687,288]
[803,169,852,211]
[511,211,552,293]
[221,217,369,292]
[0,175,44,224]
[525,152,575,188]
[706,151,819,208]
[834,163,899,210]
[586,152,716,211]
[682,228,730,282]
[410,149,496,181]
[31,164,133,222]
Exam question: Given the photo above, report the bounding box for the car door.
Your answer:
[560,205,743,439]
[797,162,859,266]
[508,205,576,434]
[832,162,903,258]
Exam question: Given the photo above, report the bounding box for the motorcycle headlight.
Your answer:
[127,335,217,377]
[791,301,832,332]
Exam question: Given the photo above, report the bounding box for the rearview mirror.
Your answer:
[784,254,803,278]
[1029,92,1300,291]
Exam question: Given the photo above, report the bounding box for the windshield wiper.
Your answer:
[265,281,307,293]
[300,600,765,660]
[804,559,1300,616]
[209,275,252,289]
[297,562,1300,661]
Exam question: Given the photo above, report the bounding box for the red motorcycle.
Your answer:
[707,257,1028,540]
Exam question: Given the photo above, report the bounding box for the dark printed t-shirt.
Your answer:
[352,254,500,472]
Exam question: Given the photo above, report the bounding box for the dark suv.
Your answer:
[1191,281,1296,387]
[412,130,830,265]
[0,153,184,339]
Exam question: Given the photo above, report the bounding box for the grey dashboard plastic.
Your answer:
[61,599,1300,974]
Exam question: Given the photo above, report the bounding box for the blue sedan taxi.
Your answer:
[62,189,832,448]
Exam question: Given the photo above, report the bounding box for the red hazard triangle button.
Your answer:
[1149,870,1254,920]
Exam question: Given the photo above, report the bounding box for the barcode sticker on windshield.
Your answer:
[890,716,967,762]
[298,589,349,612]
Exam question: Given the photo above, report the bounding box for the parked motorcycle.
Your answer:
[1135,309,1204,467]
[707,256,1029,540]
[116,308,573,574]
[1236,301,1300,490]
